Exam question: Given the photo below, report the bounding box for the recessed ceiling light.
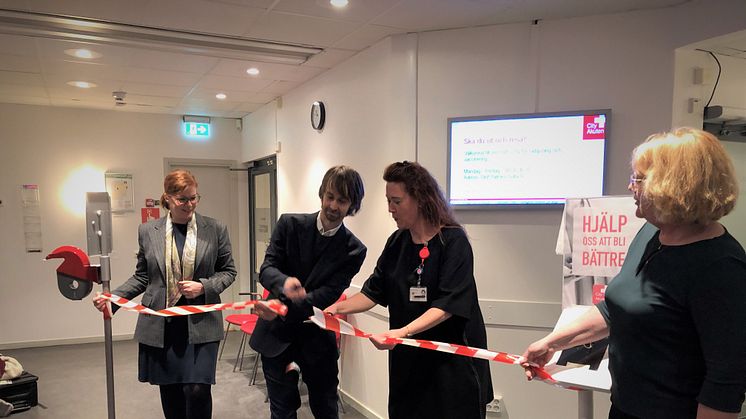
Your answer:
[64,48,101,59]
[67,81,97,89]
[216,93,227,100]
[330,0,349,7]
[246,67,260,76]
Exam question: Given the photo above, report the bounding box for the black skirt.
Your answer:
[138,315,219,385]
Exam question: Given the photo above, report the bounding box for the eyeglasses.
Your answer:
[171,194,200,205]
[629,174,645,188]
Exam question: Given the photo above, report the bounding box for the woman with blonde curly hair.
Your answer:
[522,128,746,419]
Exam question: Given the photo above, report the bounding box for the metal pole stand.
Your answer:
[578,390,593,419]
[46,192,117,419]
[88,194,116,419]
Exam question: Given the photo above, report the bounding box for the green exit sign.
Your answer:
[184,122,210,138]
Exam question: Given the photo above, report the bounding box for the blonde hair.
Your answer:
[632,127,739,224]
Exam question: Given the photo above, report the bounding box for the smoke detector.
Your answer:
[112,90,127,106]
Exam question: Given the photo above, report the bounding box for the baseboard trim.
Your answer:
[339,388,384,419]
[0,334,135,350]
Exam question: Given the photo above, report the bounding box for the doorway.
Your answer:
[248,156,277,294]
[164,158,241,303]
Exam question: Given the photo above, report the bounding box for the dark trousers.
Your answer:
[609,404,641,419]
[261,336,339,419]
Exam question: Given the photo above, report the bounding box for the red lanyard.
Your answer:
[415,243,430,286]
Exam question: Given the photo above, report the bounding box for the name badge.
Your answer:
[409,286,427,302]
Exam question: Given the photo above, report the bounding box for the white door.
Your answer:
[165,160,241,304]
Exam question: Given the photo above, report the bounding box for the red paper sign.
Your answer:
[141,207,160,223]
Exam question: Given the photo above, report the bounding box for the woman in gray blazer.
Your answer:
[94,169,236,419]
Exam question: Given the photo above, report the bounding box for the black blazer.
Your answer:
[249,212,366,357]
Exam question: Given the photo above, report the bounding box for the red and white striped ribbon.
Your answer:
[99,293,288,317]
[309,307,557,383]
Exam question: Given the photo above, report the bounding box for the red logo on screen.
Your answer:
[583,115,606,140]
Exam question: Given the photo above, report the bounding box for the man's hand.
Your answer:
[283,277,307,302]
[254,299,283,321]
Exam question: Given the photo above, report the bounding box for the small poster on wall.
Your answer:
[105,172,134,213]
[21,184,42,252]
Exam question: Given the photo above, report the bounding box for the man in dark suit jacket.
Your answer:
[250,166,366,419]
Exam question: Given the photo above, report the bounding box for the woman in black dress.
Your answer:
[94,169,236,419]
[327,161,492,418]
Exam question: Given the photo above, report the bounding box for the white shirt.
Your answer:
[316,213,342,237]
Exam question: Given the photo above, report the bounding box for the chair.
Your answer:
[240,319,262,385]
[218,289,268,372]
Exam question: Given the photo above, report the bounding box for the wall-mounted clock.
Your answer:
[311,101,325,130]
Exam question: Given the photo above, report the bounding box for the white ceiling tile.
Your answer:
[17,0,152,24]
[187,88,277,105]
[209,59,301,78]
[35,38,137,67]
[247,11,360,47]
[0,55,41,73]
[0,0,721,117]
[0,83,47,97]
[302,48,356,69]
[272,0,400,23]
[372,0,512,31]
[210,60,325,82]
[48,98,116,109]
[0,70,45,85]
[0,0,30,11]
[221,109,252,118]
[122,67,203,86]
[332,24,404,50]
[0,95,51,106]
[141,0,266,36]
[42,75,123,93]
[0,34,37,56]
[123,94,181,107]
[197,74,274,92]
[47,86,116,100]
[232,102,264,113]
[39,61,129,83]
[118,82,193,98]
[245,92,279,103]
[128,49,220,74]
[259,80,300,94]
[203,0,275,8]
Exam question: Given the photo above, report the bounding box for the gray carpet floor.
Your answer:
[2,332,367,418]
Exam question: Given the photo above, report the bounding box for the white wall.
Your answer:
[0,104,243,347]
[673,46,746,243]
[242,1,746,418]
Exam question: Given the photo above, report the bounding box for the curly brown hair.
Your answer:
[383,161,460,228]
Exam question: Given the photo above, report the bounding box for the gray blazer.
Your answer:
[113,213,237,348]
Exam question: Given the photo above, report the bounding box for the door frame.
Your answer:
[248,156,277,294]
